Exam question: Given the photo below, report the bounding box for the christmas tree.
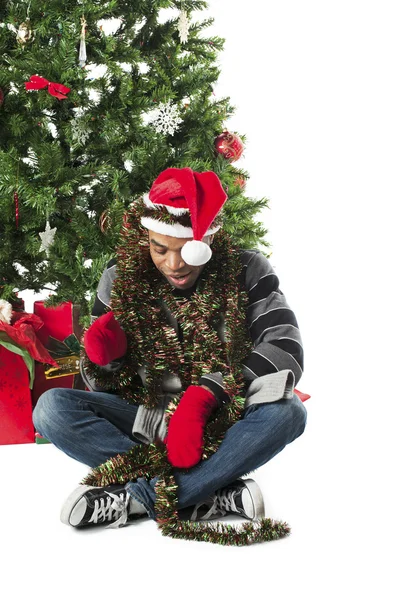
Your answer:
[0,0,269,320]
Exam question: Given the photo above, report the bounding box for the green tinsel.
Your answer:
[81,203,290,545]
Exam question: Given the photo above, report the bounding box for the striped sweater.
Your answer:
[82,249,304,442]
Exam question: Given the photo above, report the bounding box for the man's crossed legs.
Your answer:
[33,387,307,528]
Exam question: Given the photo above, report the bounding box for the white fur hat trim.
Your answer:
[140,216,221,239]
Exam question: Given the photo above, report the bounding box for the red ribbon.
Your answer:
[25,75,71,100]
[0,313,58,366]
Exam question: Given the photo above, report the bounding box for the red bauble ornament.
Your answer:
[99,210,111,233]
[214,131,244,162]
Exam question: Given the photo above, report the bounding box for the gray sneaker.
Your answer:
[189,478,265,522]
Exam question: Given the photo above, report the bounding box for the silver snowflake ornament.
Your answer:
[150,100,183,136]
[178,10,189,44]
[39,221,57,256]
[71,118,91,145]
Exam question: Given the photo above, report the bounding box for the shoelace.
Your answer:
[88,491,130,528]
[191,488,238,521]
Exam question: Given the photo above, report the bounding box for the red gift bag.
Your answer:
[32,301,85,408]
[0,343,35,444]
[0,313,58,445]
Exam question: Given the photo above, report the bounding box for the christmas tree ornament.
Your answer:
[149,100,183,136]
[71,117,90,145]
[14,191,20,228]
[99,210,111,233]
[16,20,34,45]
[39,221,57,256]
[178,4,189,44]
[25,75,71,101]
[215,131,244,162]
[79,16,87,67]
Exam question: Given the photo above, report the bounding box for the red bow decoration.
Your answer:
[0,312,58,366]
[24,75,71,100]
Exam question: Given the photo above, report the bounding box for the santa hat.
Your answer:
[140,167,228,266]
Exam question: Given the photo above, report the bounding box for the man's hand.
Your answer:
[84,311,127,366]
[166,385,218,469]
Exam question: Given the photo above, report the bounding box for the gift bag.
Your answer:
[0,312,58,445]
[0,339,35,444]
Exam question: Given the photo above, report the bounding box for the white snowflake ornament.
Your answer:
[39,221,57,256]
[71,118,91,145]
[149,100,183,136]
[178,9,189,44]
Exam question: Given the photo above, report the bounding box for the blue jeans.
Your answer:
[33,388,307,520]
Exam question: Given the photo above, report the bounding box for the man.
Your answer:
[33,167,307,530]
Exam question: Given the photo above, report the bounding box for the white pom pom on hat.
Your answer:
[140,167,228,266]
[181,239,212,266]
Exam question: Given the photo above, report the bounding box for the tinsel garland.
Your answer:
[81,203,290,545]
[82,443,291,546]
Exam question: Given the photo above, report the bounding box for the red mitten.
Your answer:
[84,311,127,366]
[166,385,218,469]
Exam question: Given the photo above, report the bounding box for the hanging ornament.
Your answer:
[178,4,189,44]
[149,100,183,136]
[16,20,34,45]
[14,191,20,228]
[214,131,244,162]
[39,221,57,256]
[79,15,87,67]
[71,117,91,145]
[99,210,111,234]
[0,88,4,107]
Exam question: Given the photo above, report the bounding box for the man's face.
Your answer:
[148,230,212,290]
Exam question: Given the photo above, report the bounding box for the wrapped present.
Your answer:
[294,388,311,402]
[32,301,85,408]
[0,342,34,444]
[0,311,58,445]
[35,432,50,444]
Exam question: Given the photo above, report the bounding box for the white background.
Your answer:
[1,2,399,598]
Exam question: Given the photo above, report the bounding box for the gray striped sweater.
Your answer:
[82,249,304,443]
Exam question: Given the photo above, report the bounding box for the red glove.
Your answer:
[166,385,218,469]
[84,311,127,366]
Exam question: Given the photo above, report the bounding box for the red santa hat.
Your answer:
[140,167,228,266]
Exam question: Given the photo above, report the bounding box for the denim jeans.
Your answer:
[33,388,307,520]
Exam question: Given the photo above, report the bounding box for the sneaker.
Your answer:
[60,484,146,528]
[189,478,265,522]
